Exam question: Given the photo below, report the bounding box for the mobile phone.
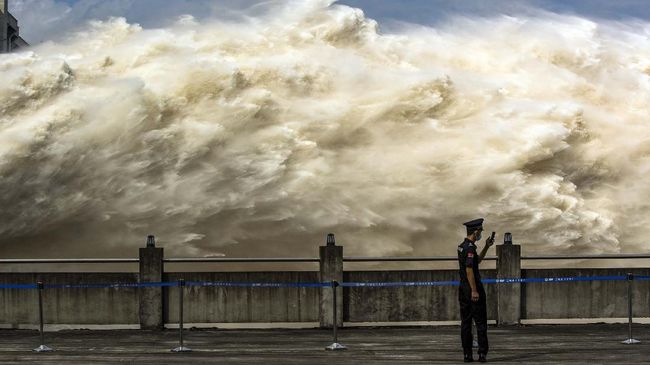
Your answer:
[490,232,495,241]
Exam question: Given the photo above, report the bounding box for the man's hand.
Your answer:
[471,290,479,302]
[479,234,495,263]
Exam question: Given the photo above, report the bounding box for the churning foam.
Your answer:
[1,0,649,258]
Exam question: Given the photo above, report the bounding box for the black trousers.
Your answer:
[459,283,488,355]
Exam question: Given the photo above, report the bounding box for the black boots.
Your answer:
[478,353,487,362]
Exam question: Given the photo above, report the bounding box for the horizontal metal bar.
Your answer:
[164,258,320,263]
[0,259,139,264]
[522,254,650,260]
[343,256,498,262]
[2,254,649,265]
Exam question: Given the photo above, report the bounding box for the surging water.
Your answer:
[1,0,649,258]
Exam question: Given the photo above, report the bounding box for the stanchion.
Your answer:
[325,280,347,350]
[171,279,192,352]
[33,281,54,352]
[621,273,641,344]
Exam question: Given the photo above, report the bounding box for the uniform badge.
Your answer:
[458,247,464,252]
[467,252,474,258]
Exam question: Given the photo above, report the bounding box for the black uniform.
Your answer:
[458,237,488,356]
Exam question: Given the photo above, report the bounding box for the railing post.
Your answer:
[621,273,640,344]
[325,280,346,350]
[33,281,53,352]
[139,235,164,330]
[172,279,192,352]
[319,233,343,328]
[496,239,521,325]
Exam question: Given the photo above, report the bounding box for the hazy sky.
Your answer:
[10,0,650,44]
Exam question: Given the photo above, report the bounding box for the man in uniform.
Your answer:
[457,218,494,362]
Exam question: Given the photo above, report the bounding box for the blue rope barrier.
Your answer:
[483,275,628,284]
[341,281,459,287]
[43,282,178,289]
[186,281,333,288]
[1,281,332,289]
[341,275,631,287]
[0,283,38,289]
[0,275,646,290]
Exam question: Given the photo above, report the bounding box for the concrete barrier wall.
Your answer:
[0,273,139,326]
[165,272,321,323]
[1,268,649,326]
[522,268,650,319]
[344,270,497,322]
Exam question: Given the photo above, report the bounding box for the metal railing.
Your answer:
[521,254,650,260]
[343,256,497,262]
[164,258,319,263]
[2,254,650,264]
[0,259,139,264]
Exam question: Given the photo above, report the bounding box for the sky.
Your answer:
[9,0,650,45]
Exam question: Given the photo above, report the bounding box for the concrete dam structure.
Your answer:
[0,0,28,53]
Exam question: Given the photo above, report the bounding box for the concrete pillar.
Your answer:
[319,233,343,328]
[1,1,7,54]
[139,236,164,330]
[496,243,521,325]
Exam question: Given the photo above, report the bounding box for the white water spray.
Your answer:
[1,1,649,258]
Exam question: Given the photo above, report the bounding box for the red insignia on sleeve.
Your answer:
[467,252,474,257]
